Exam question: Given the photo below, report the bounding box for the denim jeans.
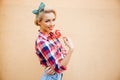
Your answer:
[40,71,63,80]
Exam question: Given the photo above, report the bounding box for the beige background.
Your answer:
[0,0,120,80]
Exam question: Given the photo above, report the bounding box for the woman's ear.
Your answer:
[37,21,41,26]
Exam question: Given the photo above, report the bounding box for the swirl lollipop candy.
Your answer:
[54,30,61,38]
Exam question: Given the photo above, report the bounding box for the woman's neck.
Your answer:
[39,29,50,36]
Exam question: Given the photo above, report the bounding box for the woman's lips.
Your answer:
[48,26,53,30]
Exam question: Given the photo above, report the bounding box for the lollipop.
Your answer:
[54,30,61,38]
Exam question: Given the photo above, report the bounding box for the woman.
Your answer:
[32,2,74,80]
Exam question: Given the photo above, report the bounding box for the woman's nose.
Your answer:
[50,21,55,26]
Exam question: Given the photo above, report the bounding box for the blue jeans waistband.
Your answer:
[40,71,63,80]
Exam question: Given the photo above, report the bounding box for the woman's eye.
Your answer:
[52,19,55,21]
[45,20,50,22]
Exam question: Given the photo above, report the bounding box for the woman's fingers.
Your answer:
[45,67,55,75]
[62,36,74,49]
[46,69,55,75]
[45,67,50,71]
[63,37,69,46]
[48,68,55,75]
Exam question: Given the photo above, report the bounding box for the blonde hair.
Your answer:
[34,9,56,26]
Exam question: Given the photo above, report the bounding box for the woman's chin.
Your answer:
[47,30,52,33]
[48,29,53,32]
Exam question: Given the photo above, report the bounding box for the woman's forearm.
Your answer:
[45,48,73,75]
[61,48,73,67]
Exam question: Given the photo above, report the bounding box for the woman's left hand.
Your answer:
[45,67,56,75]
[62,36,74,49]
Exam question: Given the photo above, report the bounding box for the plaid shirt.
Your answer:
[35,31,67,73]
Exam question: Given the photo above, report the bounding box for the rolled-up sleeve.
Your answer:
[37,40,66,73]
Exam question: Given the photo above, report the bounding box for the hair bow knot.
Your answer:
[32,2,45,15]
